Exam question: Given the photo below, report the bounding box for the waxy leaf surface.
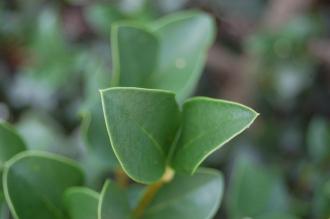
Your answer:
[101,88,180,184]
[171,97,258,173]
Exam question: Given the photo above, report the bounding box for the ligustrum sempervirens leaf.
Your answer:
[101,87,258,184]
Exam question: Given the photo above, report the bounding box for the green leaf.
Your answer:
[227,154,290,219]
[85,3,125,36]
[64,187,99,219]
[110,11,215,101]
[79,52,119,188]
[171,97,258,173]
[98,180,131,219]
[148,11,215,102]
[111,24,159,87]
[143,168,223,219]
[0,121,26,168]
[80,105,119,188]
[307,117,330,162]
[255,213,298,219]
[0,121,26,218]
[312,180,330,219]
[100,87,180,184]
[3,151,84,219]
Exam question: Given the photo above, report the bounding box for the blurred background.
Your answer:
[0,0,329,218]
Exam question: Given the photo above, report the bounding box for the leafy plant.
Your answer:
[0,10,258,219]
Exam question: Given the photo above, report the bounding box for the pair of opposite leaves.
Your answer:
[81,10,215,171]
[101,87,258,184]
[0,122,224,219]
[103,10,258,184]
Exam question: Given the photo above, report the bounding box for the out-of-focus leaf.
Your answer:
[110,24,159,87]
[79,52,118,188]
[307,117,330,162]
[227,154,291,219]
[127,184,144,210]
[149,10,215,102]
[152,0,188,14]
[3,151,84,219]
[312,180,330,218]
[64,187,99,219]
[100,87,180,184]
[0,121,26,217]
[23,8,77,88]
[110,11,215,102]
[143,168,223,219]
[98,180,131,219]
[255,213,298,219]
[85,4,125,36]
[15,111,76,157]
[171,97,258,173]
[0,121,26,168]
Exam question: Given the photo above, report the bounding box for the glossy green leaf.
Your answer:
[227,154,290,219]
[64,187,99,219]
[0,121,26,168]
[143,168,223,219]
[3,151,84,219]
[101,87,180,184]
[171,97,258,173]
[148,11,215,101]
[110,11,215,101]
[98,180,131,219]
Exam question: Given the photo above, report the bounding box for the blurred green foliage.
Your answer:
[0,0,330,218]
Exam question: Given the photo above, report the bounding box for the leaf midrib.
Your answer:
[113,101,165,156]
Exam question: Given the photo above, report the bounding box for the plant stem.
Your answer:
[133,167,174,219]
[115,168,129,187]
